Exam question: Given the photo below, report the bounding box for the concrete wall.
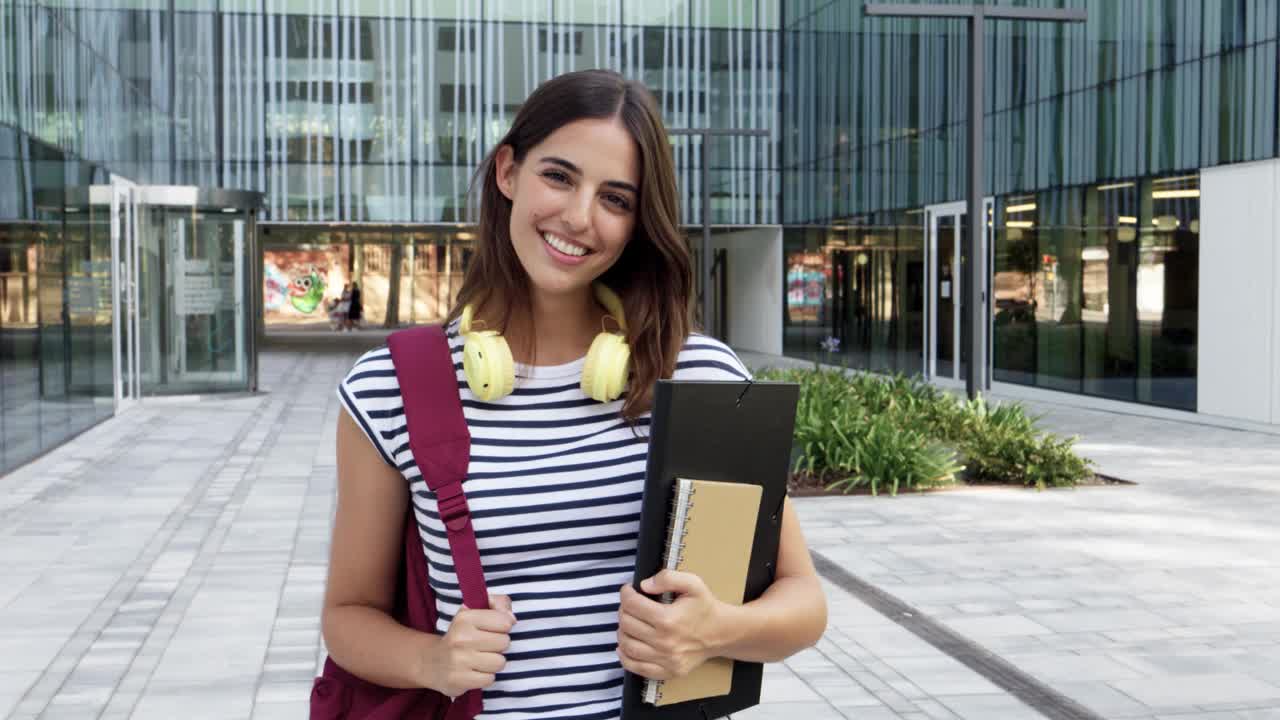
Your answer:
[711,226,782,355]
[1198,159,1280,425]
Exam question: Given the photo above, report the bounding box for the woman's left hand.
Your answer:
[616,570,727,680]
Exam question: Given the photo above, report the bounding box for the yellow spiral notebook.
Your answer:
[642,477,763,706]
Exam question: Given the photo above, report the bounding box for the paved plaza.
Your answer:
[1,342,1278,720]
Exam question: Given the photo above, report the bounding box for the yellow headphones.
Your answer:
[459,283,631,403]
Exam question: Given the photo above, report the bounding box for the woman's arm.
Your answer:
[321,410,441,688]
[617,498,827,677]
[321,411,515,693]
[701,498,827,662]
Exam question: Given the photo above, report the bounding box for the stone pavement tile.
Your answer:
[1000,651,1144,683]
[251,700,307,720]
[1025,608,1175,633]
[1048,680,1155,717]
[876,657,1003,697]
[1160,604,1280,627]
[940,614,1054,638]
[978,635,1049,654]
[836,626,939,659]
[910,698,961,720]
[0,631,70,673]
[881,581,1013,605]
[814,681,883,707]
[0,671,40,717]
[1111,674,1280,708]
[255,681,314,704]
[1153,714,1245,720]
[736,701,845,720]
[760,665,824,703]
[1169,625,1241,640]
[934,694,1042,720]
[130,688,255,720]
[1111,650,1252,676]
[1014,598,1077,612]
[1236,709,1280,720]
[1106,628,1180,645]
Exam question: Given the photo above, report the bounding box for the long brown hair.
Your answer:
[447,69,692,421]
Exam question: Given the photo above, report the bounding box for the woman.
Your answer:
[346,281,363,330]
[336,283,352,332]
[325,69,827,718]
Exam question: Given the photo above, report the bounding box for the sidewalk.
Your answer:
[0,345,1277,719]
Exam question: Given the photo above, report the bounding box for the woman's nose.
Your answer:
[562,191,591,232]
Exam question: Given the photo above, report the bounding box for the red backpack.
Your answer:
[311,325,489,720]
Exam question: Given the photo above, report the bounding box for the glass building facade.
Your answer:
[1,0,783,472]
[782,0,1280,412]
[4,0,1279,472]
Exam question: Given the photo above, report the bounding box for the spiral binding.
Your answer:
[643,479,697,704]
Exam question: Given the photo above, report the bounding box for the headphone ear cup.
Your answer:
[463,331,515,401]
[581,332,630,402]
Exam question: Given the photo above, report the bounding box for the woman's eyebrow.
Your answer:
[539,156,638,195]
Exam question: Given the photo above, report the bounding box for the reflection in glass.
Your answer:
[1081,181,1138,401]
[1034,190,1082,393]
[261,226,475,329]
[1138,175,1198,409]
[935,214,956,380]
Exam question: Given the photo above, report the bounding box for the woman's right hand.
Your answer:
[427,594,516,697]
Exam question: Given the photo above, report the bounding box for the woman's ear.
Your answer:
[495,145,518,201]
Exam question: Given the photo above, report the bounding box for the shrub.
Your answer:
[756,366,1094,494]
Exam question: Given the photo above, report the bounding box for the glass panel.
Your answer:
[350,232,393,327]
[782,228,827,363]
[554,0,620,25]
[0,221,43,472]
[1033,188,1083,393]
[625,1,687,27]
[399,230,451,325]
[262,229,350,328]
[935,214,956,380]
[168,212,245,384]
[993,197,1037,386]
[65,195,114,427]
[1081,180,1138,402]
[896,210,926,378]
[1138,174,1198,410]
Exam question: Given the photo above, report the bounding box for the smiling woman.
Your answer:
[452,70,691,421]
[321,69,827,720]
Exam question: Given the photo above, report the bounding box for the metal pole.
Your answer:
[701,134,713,337]
[965,9,985,401]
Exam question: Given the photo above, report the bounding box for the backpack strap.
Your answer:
[387,324,487,719]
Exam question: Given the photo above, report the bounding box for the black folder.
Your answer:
[621,378,801,720]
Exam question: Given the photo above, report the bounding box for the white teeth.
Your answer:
[543,232,588,257]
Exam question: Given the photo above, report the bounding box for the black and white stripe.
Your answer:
[338,322,750,719]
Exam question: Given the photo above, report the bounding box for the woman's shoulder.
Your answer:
[336,346,405,468]
[340,324,462,395]
[672,333,752,381]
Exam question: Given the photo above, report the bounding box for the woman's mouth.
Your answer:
[542,232,592,265]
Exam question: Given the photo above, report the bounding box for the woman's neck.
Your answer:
[505,287,606,366]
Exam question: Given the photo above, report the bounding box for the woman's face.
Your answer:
[496,117,640,299]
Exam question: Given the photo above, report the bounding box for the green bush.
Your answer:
[756,366,1094,494]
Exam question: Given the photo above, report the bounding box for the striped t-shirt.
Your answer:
[336,321,751,720]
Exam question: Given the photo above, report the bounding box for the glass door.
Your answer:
[110,177,140,410]
[926,203,963,383]
[925,199,993,386]
[167,211,247,387]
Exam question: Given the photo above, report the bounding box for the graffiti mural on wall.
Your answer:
[263,247,351,325]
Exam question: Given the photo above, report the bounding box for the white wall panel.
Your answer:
[1198,160,1278,425]
[712,226,783,355]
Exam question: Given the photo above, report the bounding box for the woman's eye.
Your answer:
[604,194,632,211]
[542,170,570,184]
